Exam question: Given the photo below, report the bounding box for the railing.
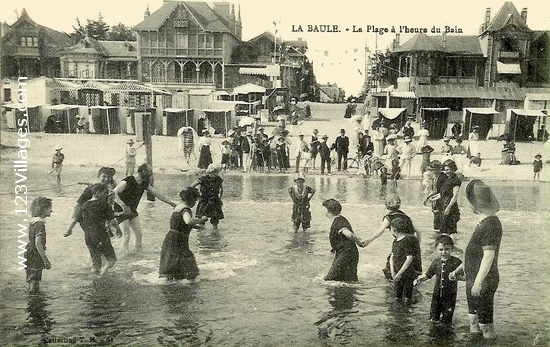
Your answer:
[145,76,214,85]
[437,76,477,85]
[140,47,223,58]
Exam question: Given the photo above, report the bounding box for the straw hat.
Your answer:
[428,160,442,170]
[465,179,500,214]
[421,145,434,153]
[386,134,397,141]
[443,137,450,142]
[54,145,62,151]
[535,153,542,159]
[321,134,328,139]
[127,138,135,144]
[294,173,305,182]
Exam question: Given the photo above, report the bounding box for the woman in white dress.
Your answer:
[416,123,429,153]
[372,127,385,158]
[467,126,480,158]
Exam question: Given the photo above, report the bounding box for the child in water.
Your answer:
[533,153,543,181]
[390,217,422,304]
[414,234,463,325]
[25,197,53,294]
[49,145,64,183]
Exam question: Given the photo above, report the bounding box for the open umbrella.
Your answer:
[239,116,256,127]
[350,114,363,123]
[273,105,285,113]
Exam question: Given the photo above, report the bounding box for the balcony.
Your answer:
[140,47,223,58]
[437,76,478,85]
[498,51,520,59]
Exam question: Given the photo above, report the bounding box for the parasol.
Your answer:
[239,116,256,126]
[273,105,285,113]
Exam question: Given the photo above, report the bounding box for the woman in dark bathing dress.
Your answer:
[159,187,207,281]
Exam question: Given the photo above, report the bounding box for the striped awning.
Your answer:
[509,109,546,117]
[391,91,416,99]
[378,108,406,119]
[464,108,498,115]
[415,85,525,100]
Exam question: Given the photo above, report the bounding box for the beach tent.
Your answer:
[506,109,547,142]
[89,106,120,134]
[203,109,232,135]
[46,104,80,133]
[372,108,407,130]
[163,108,194,136]
[420,108,450,139]
[463,108,498,140]
[1,103,40,131]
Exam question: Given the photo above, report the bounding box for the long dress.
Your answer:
[288,185,313,225]
[417,128,429,153]
[384,143,399,168]
[159,207,199,280]
[325,215,359,282]
[467,132,479,158]
[372,130,384,158]
[198,138,213,169]
[195,175,224,221]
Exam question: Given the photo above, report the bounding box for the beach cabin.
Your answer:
[163,108,195,136]
[419,108,450,139]
[203,109,232,135]
[462,107,499,140]
[46,104,81,133]
[372,108,407,131]
[89,106,120,134]
[506,109,548,142]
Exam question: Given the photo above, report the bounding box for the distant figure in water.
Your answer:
[159,187,207,281]
[190,164,225,230]
[289,174,315,232]
[323,198,365,282]
[49,145,64,183]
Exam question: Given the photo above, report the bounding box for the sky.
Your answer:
[1,0,549,96]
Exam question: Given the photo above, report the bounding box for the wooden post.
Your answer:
[141,110,156,201]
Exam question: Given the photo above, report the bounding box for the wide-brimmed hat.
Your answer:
[404,136,412,143]
[298,133,304,137]
[535,153,542,159]
[428,160,443,170]
[421,145,434,153]
[443,137,450,142]
[127,138,135,144]
[466,179,500,214]
[98,166,116,177]
[313,128,319,133]
[294,174,305,182]
[54,145,62,151]
[386,134,397,141]
[206,163,221,174]
[321,134,328,139]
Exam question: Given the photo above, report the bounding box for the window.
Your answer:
[174,19,188,28]
[20,36,38,47]
[175,32,188,48]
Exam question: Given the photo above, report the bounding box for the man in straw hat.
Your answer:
[49,145,64,183]
[449,179,501,340]
[318,134,332,175]
[125,138,137,177]
[288,174,315,232]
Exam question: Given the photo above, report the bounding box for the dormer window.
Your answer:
[174,19,188,28]
[20,36,38,47]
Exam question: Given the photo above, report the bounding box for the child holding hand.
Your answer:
[414,235,463,325]
[390,217,422,304]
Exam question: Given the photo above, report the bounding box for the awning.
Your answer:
[391,91,416,99]
[239,67,268,76]
[526,93,550,101]
[164,108,192,113]
[47,104,80,110]
[508,109,546,117]
[497,61,521,74]
[78,80,113,91]
[233,83,266,94]
[464,108,498,115]
[421,107,450,111]
[415,85,525,100]
[89,106,118,109]
[107,83,171,95]
[378,108,406,119]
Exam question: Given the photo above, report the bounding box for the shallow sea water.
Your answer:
[0,170,548,347]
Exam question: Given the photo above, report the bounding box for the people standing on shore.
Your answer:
[294,133,309,173]
[533,153,543,181]
[242,130,253,172]
[275,136,290,173]
[25,197,53,295]
[402,121,415,139]
[323,198,365,282]
[417,123,429,154]
[159,187,207,282]
[384,134,399,168]
[125,138,137,177]
[289,174,315,232]
[450,179,502,340]
[467,126,480,158]
[113,163,177,254]
[49,145,64,183]
[310,129,320,170]
[198,130,213,170]
[440,138,453,162]
[318,134,332,175]
[333,129,350,172]
[453,138,467,174]
[190,164,225,231]
[399,136,416,179]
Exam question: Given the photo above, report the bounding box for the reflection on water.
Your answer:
[0,170,548,347]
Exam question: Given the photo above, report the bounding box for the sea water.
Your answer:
[0,171,548,346]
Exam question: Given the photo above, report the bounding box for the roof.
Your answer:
[318,85,340,100]
[133,2,231,33]
[4,8,72,48]
[98,41,137,58]
[394,34,483,55]
[416,85,525,100]
[484,1,531,33]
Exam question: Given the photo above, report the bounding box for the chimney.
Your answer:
[483,7,491,31]
[520,8,527,23]
[394,33,400,49]
[144,4,150,19]
[441,31,446,48]
[236,4,242,40]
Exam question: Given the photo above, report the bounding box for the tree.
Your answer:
[71,13,110,42]
[108,23,136,41]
